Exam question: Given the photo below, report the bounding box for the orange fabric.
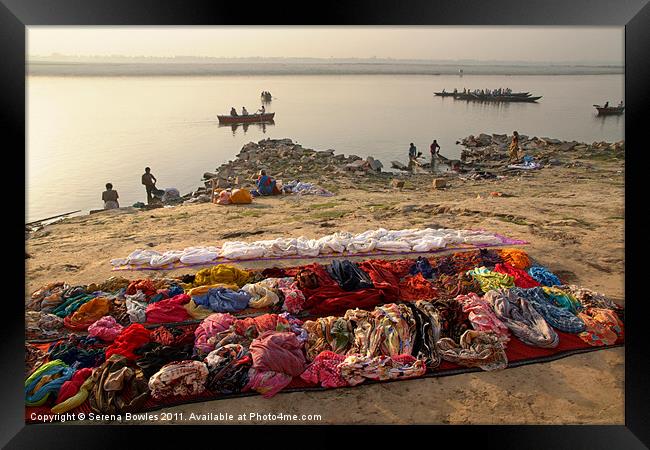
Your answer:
[399,273,438,301]
[497,248,531,270]
[63,297,110,331]
[230,188,253,204]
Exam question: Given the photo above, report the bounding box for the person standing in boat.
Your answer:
[230,107,238,116]
[508,131,521,164]
[242,106,249,116]
[604,101,609,108]
[141,167,157,204]
[102,183,119,209]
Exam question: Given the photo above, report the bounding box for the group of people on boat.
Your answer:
[229,105,266,117]
[464,87,513,96]
[261,91,272,99]
[602,101,624,109]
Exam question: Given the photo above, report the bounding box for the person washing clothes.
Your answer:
[102,183,119,209]
[430,139,441,172]
[408,143,418,171]
[141,167,157,204]
[255,170,277,196]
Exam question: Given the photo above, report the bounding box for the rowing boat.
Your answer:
[217,112,275,124]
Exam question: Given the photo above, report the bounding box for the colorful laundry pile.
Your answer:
[25,246,625,420]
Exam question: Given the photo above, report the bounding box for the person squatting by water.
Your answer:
[102,183,119,210]
[141,167,157,204]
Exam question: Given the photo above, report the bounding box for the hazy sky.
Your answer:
[28,26,624,63]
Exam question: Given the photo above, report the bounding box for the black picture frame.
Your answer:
[3,0,648,447]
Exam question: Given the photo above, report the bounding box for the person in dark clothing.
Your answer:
[230,107,238,116]
[408,143,418,171]
[102,183,119,209]
[430,140,441,158]
[141,167,157,204]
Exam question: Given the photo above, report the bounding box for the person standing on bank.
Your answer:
[102,183,119,209]
[141,167,157,204]
[430,139,441,172]
[508,131,521,164]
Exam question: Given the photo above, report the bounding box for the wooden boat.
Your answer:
[594,105,624,115]
[217,112,275,124]
[459,94,542,102]
[434,91,457,97]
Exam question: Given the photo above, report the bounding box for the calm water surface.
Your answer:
[27,74,624,221]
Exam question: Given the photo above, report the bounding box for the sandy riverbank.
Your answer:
[25,138,624,424]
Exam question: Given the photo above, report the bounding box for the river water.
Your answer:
[27,74,624,222]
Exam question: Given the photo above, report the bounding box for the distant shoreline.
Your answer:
[26,62,624,77]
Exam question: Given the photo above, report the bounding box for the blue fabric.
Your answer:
[193,287,251,313]
[257,176,275,195]
[528,265,562,286]
[25,360,75,406]
[409,256,435,279]
[512,287,586,334]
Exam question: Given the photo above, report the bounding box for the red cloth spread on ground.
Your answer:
[105,324,151,360]
[494,263,541,288]
[55,368,93,403]
[145,294,191,323]
[298,263,388,315]
[358,260,401,299]
[399,273,438,301]
[361,258,414,279]
[126,280,157,297]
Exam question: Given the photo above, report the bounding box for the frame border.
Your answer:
[3,0,648,447]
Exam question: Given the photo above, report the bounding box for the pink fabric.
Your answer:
[249,331,306,376]
[194,313,237,355]
[145,294,191,324]
[456,293,511,344]
[245,331,307,398]
[87,316,124,342]
[277,278,306,314]
[244,368,293,398]
[300,350,348,388]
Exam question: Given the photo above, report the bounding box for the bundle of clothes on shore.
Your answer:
[109,227,527,269]
[25,247,624,420]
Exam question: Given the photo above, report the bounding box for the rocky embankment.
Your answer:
[183,138,388,203]
[169,133,624,204]
[459,133,624,168]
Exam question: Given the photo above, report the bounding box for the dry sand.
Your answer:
[26,153,624,424]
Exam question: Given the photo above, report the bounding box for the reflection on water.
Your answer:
[220,120,276,136]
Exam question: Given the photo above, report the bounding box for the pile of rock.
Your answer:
[459,132,624,166]
[181,138,387,203]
